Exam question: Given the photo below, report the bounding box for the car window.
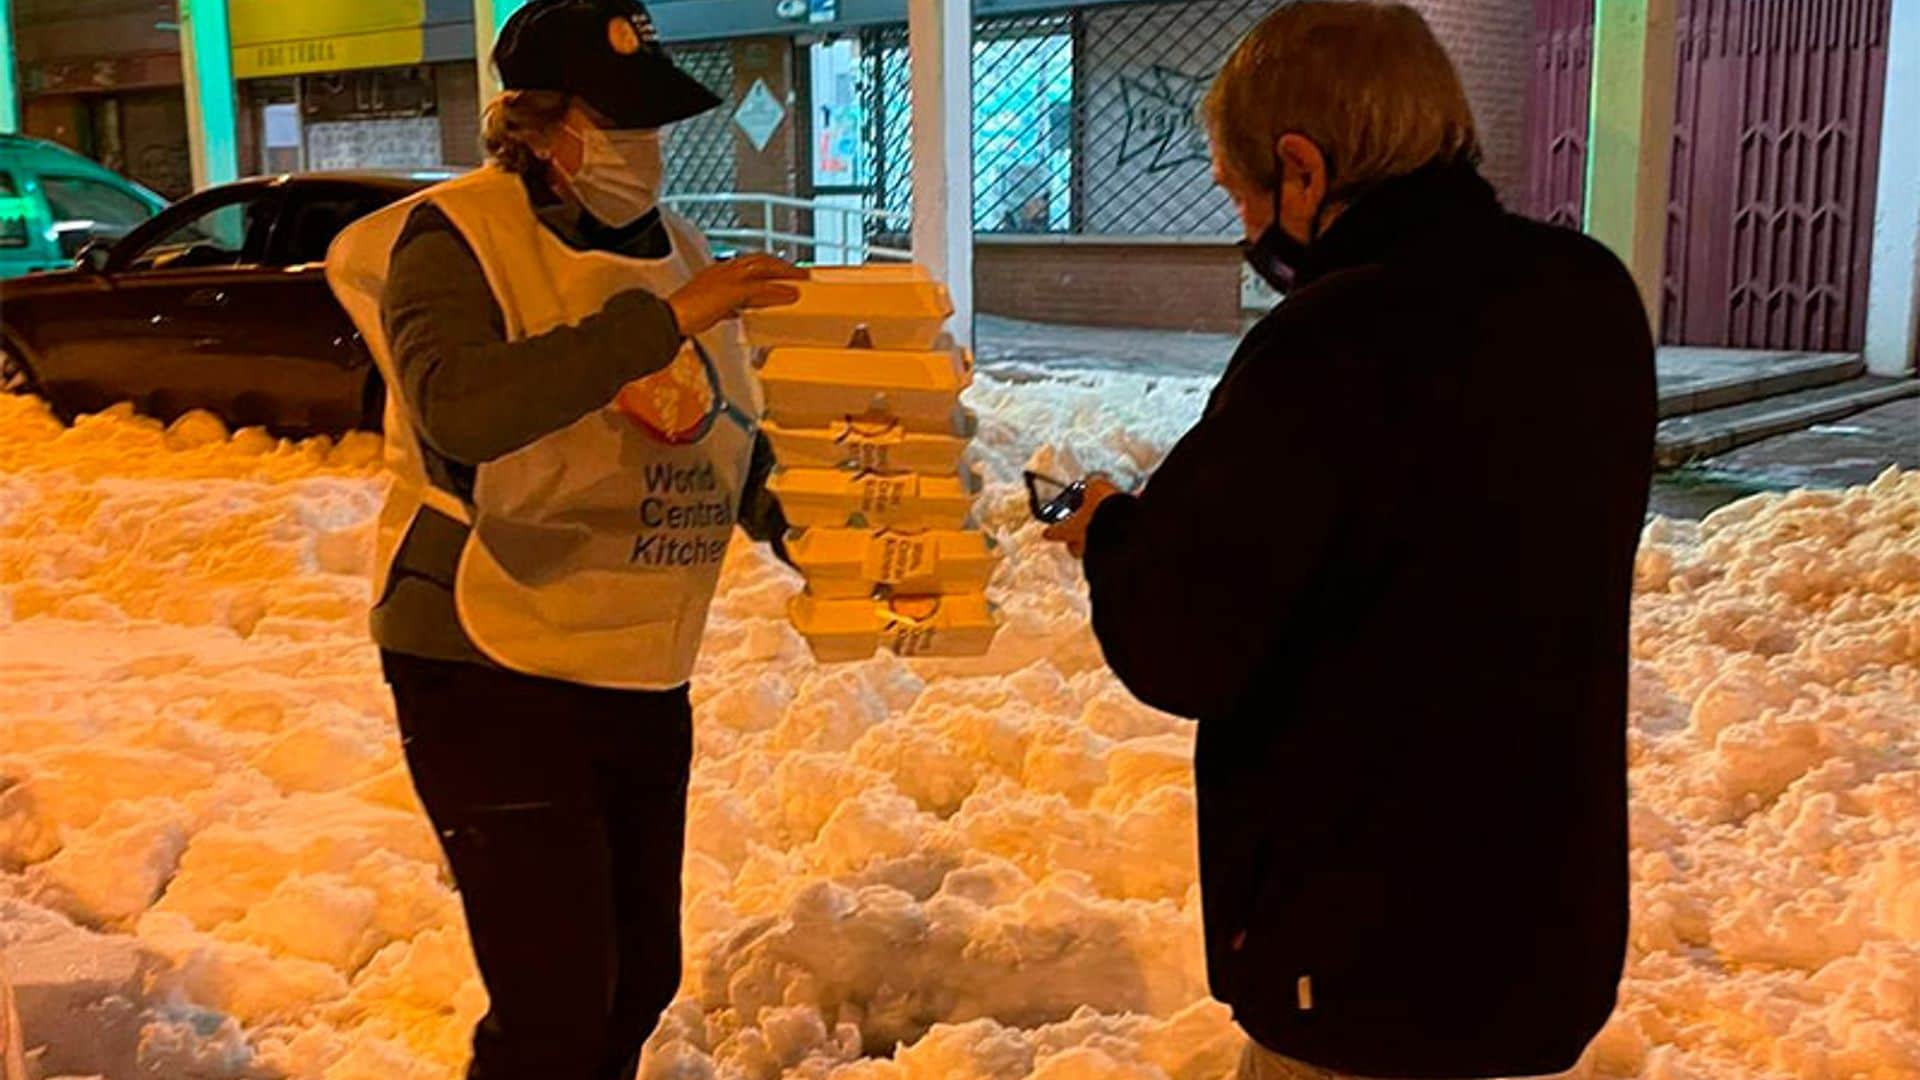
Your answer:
[121,194,277,273]
[0,173,29,249]
[277,190,398,266]
[41,174,155,237]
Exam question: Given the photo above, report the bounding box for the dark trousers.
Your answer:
[381,651,693,1080]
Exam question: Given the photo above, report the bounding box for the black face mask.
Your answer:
[1238,186,1325,295]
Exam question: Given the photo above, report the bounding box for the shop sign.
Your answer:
[230,0,428,80]
[734,78,786,153]
[235,29,426,79]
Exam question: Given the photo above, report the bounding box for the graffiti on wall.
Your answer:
[1081,1,1266,235]
[1116,65,1212,174]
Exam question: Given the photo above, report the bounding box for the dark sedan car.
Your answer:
[1,171,445,435]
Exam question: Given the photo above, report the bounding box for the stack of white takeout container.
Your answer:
[744,265,1001,662]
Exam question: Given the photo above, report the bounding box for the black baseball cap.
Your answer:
[494,0,722,129]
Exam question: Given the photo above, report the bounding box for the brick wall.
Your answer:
[1409,0,1537,200]
[974,239,1247,333]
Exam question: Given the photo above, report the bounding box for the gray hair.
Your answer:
[1203,0,1481,198]
[481,90,572,175]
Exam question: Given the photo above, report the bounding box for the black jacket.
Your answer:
[1082,163,1653,1078]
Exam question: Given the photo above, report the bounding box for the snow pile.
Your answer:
[3,379,1919,1079]
[1594,473,1920,1079]
[0,400,383,635]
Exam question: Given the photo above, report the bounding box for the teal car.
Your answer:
[0,133,168,279]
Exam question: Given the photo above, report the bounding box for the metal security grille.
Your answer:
[864,0,1274,240]
[664,43,739,232]
[1077,0,1270,235]
[973,15,1075,233]
[1524,0,1593,229]
[868,26,913,239]
[1662,0,1892,350]
[1526,0,1893,349]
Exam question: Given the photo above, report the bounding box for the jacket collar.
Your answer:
[1291,160,1501,288]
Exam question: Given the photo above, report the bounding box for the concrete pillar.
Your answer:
[909,0,975,348]
[179,0,239,189]
[0,0,17,133]
[1583,0,1678,335]
[1866,0,1920,376]
[472,0,531,110]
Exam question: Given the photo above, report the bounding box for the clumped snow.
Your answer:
[0,377,1916,1080]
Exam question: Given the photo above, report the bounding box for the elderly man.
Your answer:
[1045,2,1654,1077]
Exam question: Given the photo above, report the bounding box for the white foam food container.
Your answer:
[762,412,977,474]
[787,527,1001,599]
[759,346,973,432]
[743,265,955,350]
[790,591,999,661]
[769,467,981,530]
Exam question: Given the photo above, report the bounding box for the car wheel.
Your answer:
[1,342,40,397]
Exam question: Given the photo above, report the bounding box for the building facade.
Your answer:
[652,0,1535,332]
[227,0,483,174]
[14,0,192,197]
[4,0,1908,356]
[1525,0,1895,353]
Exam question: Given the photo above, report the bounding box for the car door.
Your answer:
[28,184,284,423]
[237,181,412,433]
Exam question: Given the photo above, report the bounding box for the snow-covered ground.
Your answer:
[0,370,1916,1080]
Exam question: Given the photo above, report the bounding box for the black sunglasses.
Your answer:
[1024,470,1088,524]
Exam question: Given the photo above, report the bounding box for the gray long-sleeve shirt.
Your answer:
[373,174,787,666]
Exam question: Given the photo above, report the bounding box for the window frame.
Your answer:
[107,184,285,275]
[264,181,410,269]
[38,172,160,238]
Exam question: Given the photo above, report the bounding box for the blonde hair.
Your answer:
[1203,1,1480,198]
[481,89,573,175]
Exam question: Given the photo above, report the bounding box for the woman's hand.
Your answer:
[667,254,807,337]
[1042,474,1123,558]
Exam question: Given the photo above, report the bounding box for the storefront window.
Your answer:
[974,25,1074,234]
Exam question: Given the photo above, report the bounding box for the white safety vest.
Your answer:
[327,167,761,690]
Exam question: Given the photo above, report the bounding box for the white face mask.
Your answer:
[559,124,664,228]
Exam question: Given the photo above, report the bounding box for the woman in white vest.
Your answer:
[325,2,802,1075]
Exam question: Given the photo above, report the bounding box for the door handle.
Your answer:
[185,288,229,308]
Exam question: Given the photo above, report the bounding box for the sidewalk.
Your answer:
[1649,399,1919,518]
[974,315,1917,518]
[977,317,1872,414]
[976,314,1237,376]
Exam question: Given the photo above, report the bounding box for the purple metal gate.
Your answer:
[1526,0,1892,352]
[1525,0,1595,229]
[1664,0,1892,350]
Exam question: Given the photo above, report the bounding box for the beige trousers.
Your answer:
[1237,1039,1574,1080]
[1236,1040,1373,1080]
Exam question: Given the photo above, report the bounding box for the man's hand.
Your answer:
[1042,474,1123,558]
[668,254,807,337]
